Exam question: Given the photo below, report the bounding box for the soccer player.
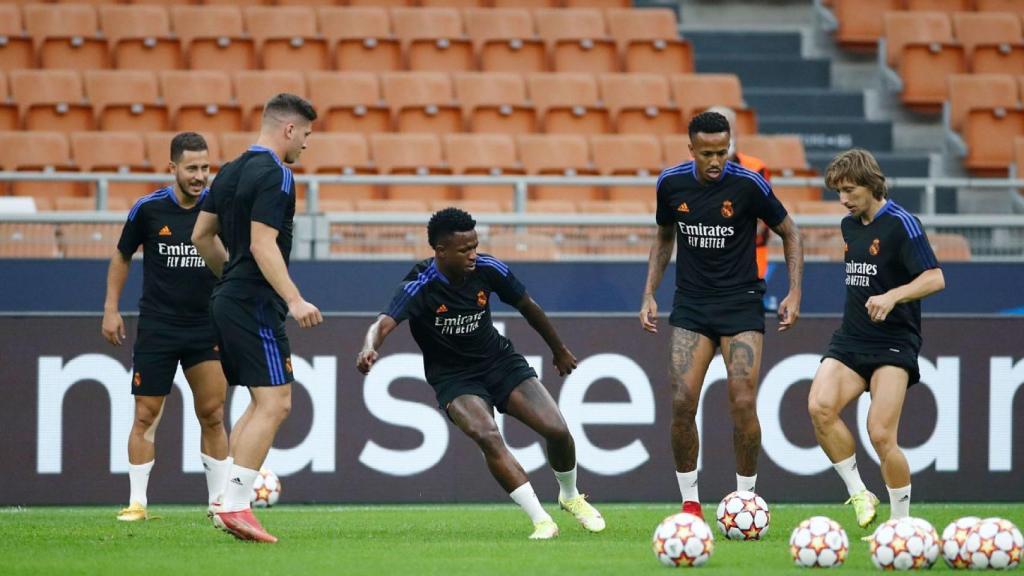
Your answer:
[192,93,322,543]
[356,208,605,540]
[640,111,804,519]
[807,149,944,529]
[101,132,229,522]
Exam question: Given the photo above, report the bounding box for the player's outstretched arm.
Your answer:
[770,215,804,332]
[191,211,227,278]
[356,314,397,374]
[640,224,675,333]
[866,268,945,323]
[251,221,323,329]
[516,294,577,376]
[101,251,131,346]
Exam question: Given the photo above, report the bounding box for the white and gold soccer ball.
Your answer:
[652,512,715,567]
[715,490,770,541]
[962,517,1023,570]
[941,516,981,569]
[869,517,938,570]
[789,516,849,568]
[250,469,281,508]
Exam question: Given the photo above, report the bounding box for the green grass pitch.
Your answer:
[1,503,1021,575]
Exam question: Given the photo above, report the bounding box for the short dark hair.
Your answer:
[169,132,207,163]
[688,111,731,139]
[825,148,888,200]
[427,207,476,248]
[263,93,317,123]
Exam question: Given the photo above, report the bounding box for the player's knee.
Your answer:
[728,387,757,420]
[671,391,699,418]
[808,394,837,427]
[466,425,504,453]
[868,424,896,455]
[196,400,224,430]
[543,418,572,445]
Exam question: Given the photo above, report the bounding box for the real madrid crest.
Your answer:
[721,200,734,218]
[869,238,880,256]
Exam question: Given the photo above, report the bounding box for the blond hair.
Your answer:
[824,148,887,199]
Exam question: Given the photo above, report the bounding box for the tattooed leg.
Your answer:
[669,327,717,472]
[721,331,764,476]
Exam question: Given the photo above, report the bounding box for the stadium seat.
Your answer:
[354,199,428,212]
[535,9,617,74]
[518,134,599,202]
[348,0,411,7]
[964,107,1024,173]
[884,12,966,109]
[528,73,611,135]
[830,0,902,49]
[946,74,1018,135]
[484,232,559,261]
[794,200,849,215]
[276,0,336,6]
[736,135,814,177]
[420,0,486,6]
[977,0,1024,16]
[382,72,462,134]
[928,232,971,261]
[307,71,391,134]
[953,12,1024,75]
[577,200,648,213]
[606,8,694,74]
[0,72,17,131]
[428,199,505,213]
[244,6,329,71]
[70,131,153,202]
[0,4,34,71]
[454,72,537,134]
[60,222,123,259]
[444,132,522,205]
[905,0,972,14]
[219,132,258,166]
[661,134,693,166]
[84,70,169,132]
[0,223,60,258]
[369,133,455,200]
[319,7,401,72]
[10,69,94,132]
[590,134,661,202]
[160,70,243,132]
[464,8,545,74]
[392,7,473,72]
[670,74,756,135]
[24,4,109,69]
[0,131,83,199]
[171,6,255,71]
[492,0,559,8]
[201,0,273,7]
[234,70,307,129]
[298,133,379,201]
[144,130,221,168]
[99,5,182,70]
[599,73,682,135]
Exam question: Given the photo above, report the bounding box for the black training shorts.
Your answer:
[434,352,538,414]
[211,293,294,388]
[669,289,765,343]
[822,333,921,388]
[130,322,219,396]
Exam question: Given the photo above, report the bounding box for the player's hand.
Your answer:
[777,291,801,332]
[101,310,126,346]
[356,349,378,374]
[289,299,323,328]
[553,346,577,377]
[866,293,896,323]
[640,294,658,333]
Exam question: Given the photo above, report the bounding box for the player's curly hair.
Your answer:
[688,111,731,139]
[825,148,888,199]
[427,207,476,248]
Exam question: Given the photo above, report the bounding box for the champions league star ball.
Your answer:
[250,469,281,508]
[909,517,940,567]
[962,517,1023,570]
[941,516,981,569]
[652,513,715,567]
[715,491,770,541]
[789,516,849,568]
[869,517,938,570]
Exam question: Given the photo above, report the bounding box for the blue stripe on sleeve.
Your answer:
[387,264,438,318]
[724,163,772,197]
[476,255,510,277]
[656,161,694,191]
[127,187,171,222]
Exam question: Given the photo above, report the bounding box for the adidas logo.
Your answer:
[158,225,172,236]
[899,495,910,502]
[203,462,211,471]
[230,477,242,486]
[677,202,690,213]
[436,304,448,314]
[889,348,900,353]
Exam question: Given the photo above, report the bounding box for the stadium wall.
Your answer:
[2,316,1021,505]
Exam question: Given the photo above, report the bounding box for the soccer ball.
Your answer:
[941,516,981,569]
[869,517,938,570]
[789,516,849,568]
[962,517,1023,570]
[909,517,940,568]
[715,490,770,540]
[652,512,715,567]
[250,469,281,508]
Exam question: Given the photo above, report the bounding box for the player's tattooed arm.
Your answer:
[191,211,227,278]
[770,215,804,331]
[516,294,577,376]
[357,314,397,374]
[640,224,676,333]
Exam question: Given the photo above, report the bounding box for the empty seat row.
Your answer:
[0,5,691,74]
[830,0,1024,48]
[0,69,752,135]
[0,0,635,8]
[946,73,1024,172]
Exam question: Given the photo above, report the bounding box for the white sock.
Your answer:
[832,454,868,497]
[201,453,230,505]
[222,464,259,513]
[676,469,699,503]
[888,484,911,519]
[552,466,580,502]
[737,474,757,493]
[128,460,154,507]
[509,482,552,524]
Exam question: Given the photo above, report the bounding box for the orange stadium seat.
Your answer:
[144,131,222,168]
[0,72,17,131]
[946,74,1018,135]
[599,73,683,135]
[319,7,401,72]
[977,0,1024,15]
[421,0,486,7]
[831,0,902,49]
[382,72,462,134]
[160,70,243,132]
[392,7,473,72]
[0,131,83,199]
[736,135,815,177]
[484,232,558,260]
[172,6,255,71]
[349,0,411,7]
[202,0,273,6]
[70,131,153,202]
[795,200,849,215]
[60,222,123,259]
[99,5,182,71]
[953,12,1024,75]
[454,72,537,134]
[661,134,692,165]
[276,0,336,6]
[964,107,1024,173]
[298,133,379,202]
[127,0,200,5]
[577,200,648,213]
[928,232,972,261]
[307,71,391,134]
[444,133,522,206]
[369,133,455,200]
[565,0,632,7]
[429,199,504,213]
[9,69,94,132]
[606,8,694,74]
[245,6,329,71]
[905,0,972,14]
[670,74,756,134]
[518,134,599,202]
[590,133,661,202]
[219,132,258,166]
[0,224,60,258]
[493,0,559,8]
[535,8,617,74]
[234,70,307,129]
[464,8,546,74]
[884,12,966,109]
[84,70,169,132]
[0,5,34,71]
[24,4,109,70]
[528,73,611,134]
